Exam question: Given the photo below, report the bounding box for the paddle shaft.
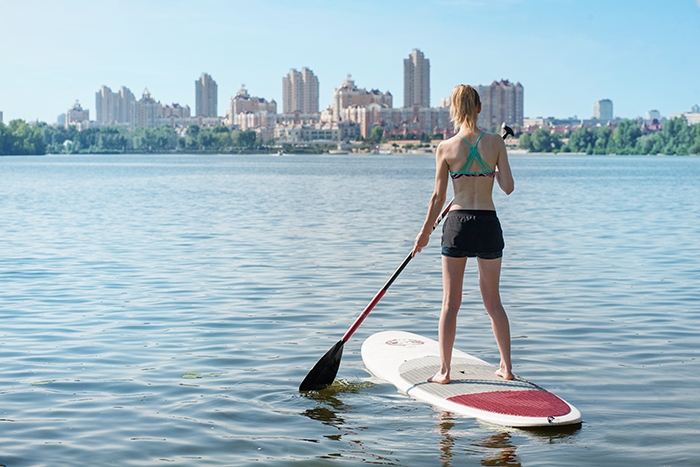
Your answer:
[340,198,454,342]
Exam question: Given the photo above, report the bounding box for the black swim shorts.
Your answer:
[441,209,504,259]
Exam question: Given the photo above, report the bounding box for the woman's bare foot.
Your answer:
[495,367,514,380]
[427,371,451,384]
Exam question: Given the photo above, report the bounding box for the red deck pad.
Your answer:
[447,390,571,418]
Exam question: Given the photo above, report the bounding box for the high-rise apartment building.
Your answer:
[196,73,218,117]
[0,111,3,124]
[96,86,117,125]
[283,68,319,114]
[593,99,613,121]
[331,74,392,121]
[474,80,524,129]
[132,89,161,129]
[95,85,135,126]
[404,49,430,108]
[117,87,136,126]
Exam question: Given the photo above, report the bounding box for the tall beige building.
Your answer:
[96,86,117,125]
[96,85,135,126]
[131,88,161,129]
[196,73,218,117]
[117,87,136,126]
[404,49,430,108]
[283,68,319,114]
[475,80,524,129]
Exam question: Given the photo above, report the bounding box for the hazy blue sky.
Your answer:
[2,0,699,124]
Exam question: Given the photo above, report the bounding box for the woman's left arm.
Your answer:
[413,144,450,256]
[494,137,514,195]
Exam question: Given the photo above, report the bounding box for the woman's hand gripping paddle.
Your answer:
[299,126,514,392]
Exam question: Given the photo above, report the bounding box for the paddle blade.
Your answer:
[299,340,345,391]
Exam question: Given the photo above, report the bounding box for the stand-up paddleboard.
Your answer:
[361,331,581,428]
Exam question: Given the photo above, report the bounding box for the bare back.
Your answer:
[435,129,514,211]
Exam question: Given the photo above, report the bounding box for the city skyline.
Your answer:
[1,0,699,124]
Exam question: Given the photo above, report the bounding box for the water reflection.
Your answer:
[434,411,582,466]
[300,382,400,465]
[434,412,520,466]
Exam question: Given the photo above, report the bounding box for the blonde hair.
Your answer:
[450,84,480,132]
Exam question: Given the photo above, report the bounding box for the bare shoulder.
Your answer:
[437,135,461,157]
[438,134,462,150]
[480,132,507,148]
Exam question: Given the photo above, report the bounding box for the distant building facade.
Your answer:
[0,111,3,123]
[229,84,277,129]
[341,104,452,139]
[404,49,430,108]
[645,109,662,122]
[95,85,135,127]
[283,68,319,114]
[331,74,392,121]
[474,80,524,129]
[96,86,117,125]
[196,73,218,117]
[66,100,89,128]
[132,89,161,129]
[593,99,613,121]
[274,121,359,144]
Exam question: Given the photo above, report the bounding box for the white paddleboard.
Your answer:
[361,331,581,428]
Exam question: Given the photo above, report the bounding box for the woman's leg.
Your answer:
[477,257,514,380]
[428,255,467,384]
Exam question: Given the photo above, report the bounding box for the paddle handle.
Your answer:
[341,198,454,342]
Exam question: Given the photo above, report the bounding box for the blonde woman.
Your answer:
[412,84,515,383]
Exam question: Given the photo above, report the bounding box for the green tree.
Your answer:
[567,127,594,153]
[592,126,612,154]
[518,133,532,151]
[611,120,642,154]
[635,134,656,154]
[369,125,384,144]
[1,120,47,155]
[530,128,553,152]
[236,129,257,149]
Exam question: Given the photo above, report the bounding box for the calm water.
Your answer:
[1,152,698,466]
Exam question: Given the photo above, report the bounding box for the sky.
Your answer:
[1,0,699,124]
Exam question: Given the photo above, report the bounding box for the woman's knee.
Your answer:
[482,297,504,315]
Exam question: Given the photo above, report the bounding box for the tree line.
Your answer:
[0,120,262,155]
[3,117,700,156]
[518,118,700,155]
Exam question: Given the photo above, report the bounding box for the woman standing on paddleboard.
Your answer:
[412,84,515,384]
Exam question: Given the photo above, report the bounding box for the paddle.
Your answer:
[299,125,515,392]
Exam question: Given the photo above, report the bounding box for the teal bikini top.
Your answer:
[449,133,496,179]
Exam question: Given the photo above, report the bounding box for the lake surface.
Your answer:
[1,152,698,466]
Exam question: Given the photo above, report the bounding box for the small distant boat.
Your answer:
[277,150,285,156]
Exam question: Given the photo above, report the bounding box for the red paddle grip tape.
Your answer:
[342,289,387,342]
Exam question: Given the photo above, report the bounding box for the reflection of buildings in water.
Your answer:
[435,412,521,467]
